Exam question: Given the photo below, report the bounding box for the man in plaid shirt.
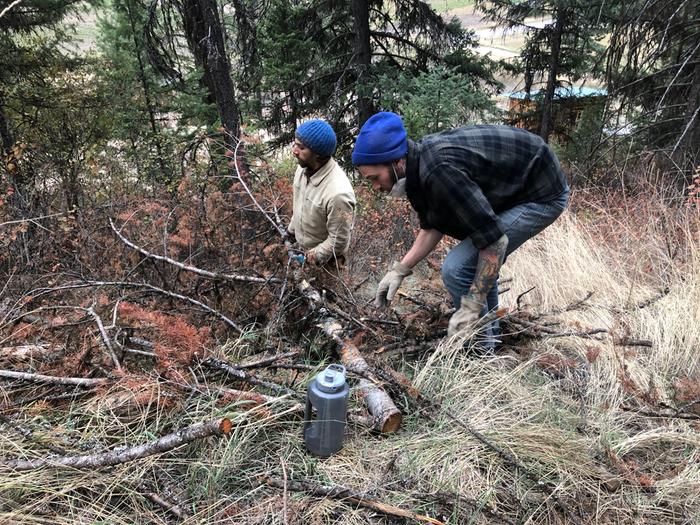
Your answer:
[352,112,569,347]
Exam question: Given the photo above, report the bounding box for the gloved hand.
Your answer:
[375,262,412,308]
[447,297,484,337]
[305,249,325,266]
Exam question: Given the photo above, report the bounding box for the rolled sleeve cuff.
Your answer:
[470,220,504,250]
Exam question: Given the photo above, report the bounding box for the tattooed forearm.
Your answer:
[465,234,508,306]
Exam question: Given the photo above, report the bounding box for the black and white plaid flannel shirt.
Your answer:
[404,125,568,249]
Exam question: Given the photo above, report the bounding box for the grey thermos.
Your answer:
[304,364,349,457]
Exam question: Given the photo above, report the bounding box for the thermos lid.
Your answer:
[316,364,346,393]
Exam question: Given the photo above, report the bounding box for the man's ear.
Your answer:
[395,158,407,174]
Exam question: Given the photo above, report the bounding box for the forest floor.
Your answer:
[1,156,699,523]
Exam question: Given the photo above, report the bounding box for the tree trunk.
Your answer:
[539,6,565,142]
[198,0,240,149]
[182,0,241,150]
[0,96,13,156]
[351,0,373,127]
[673,60,700,180]
[125,0,169,182]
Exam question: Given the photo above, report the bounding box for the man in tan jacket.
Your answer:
[287,119,356,266]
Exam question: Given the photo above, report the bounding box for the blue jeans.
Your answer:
[441,186,570,345]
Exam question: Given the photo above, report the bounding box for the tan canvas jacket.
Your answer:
[288,158,356,263]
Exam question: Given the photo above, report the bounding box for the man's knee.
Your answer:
[441,256,460,288]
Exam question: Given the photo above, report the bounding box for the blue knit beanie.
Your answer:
[295,119,337,157]
[352,112,408,165]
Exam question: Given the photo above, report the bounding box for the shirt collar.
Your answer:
[405,139,420,190]
[303,158,336,186]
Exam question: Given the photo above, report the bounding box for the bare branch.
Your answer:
[109,217,280,284]
[263,475,446,525]
[5,418,232,471]
[0,369,108,387]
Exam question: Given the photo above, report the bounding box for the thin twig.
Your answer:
[263,475,445,525]
[203,357,300,398]
[86,306,122,371]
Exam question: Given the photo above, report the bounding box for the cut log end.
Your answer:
[378,411,402,433]
[219,418,233,434]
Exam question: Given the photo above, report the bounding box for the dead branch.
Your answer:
[5,418,232,471]
[1,388,98,411]
[415,490,518,525]
[143,491,189,519]
[614,338,653,348]
[508,316,607,339]
[636,287,670,309]
[263,475,445,525]
[19,281,242,333]
[516,286,537,310]
[86,306,122,371]
[203,357,300,398]
[236,350,300,369]
[217,386,303,412]
[620,404,700,421]
[110,218,280,284]
[0,369,108,387]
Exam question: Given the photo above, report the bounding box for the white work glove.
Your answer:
[447,297,484,337]
[375,262,412,308]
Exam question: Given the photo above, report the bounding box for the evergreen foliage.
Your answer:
[603,0,700,179]
[250,0,498,153]
[474,0,606,142]
[376,65,496,137]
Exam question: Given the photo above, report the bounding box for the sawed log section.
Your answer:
[321,318,402,433]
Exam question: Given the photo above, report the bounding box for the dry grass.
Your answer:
[1,186,699,524]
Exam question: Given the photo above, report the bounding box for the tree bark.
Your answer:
[351,0,373,126]
[539,6,565,142]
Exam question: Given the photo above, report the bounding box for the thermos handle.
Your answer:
[303,397,313,430]
[327,364,346,376]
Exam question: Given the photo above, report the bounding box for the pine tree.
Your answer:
[603,0,700,178]
[98,0,173,182]
[475,0,605,142]
[253,0,497,150]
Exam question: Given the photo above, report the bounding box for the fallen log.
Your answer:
[0,369,108,387]
[322,320,402,433]
[5,418,232,471]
